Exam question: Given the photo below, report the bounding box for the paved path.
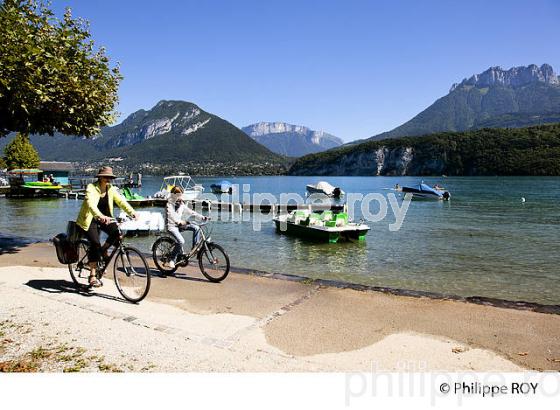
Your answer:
[0,264,531,372]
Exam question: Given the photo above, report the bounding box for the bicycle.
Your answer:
[152,220,230,282]
[68,217,151,303]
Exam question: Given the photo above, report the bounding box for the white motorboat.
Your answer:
[153,175,204,201]
[306,181,345,198]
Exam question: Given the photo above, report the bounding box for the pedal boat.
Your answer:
[273,210,369,243]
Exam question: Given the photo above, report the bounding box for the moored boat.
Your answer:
[153,175,204,201]
[273,210,369,243]
[401,183,450,200]
[210,180,233,194]
[306,181,345,198]
[22,181,63,190]
[121,186,145,200]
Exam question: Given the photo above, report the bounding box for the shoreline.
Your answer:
[2,233,559,315]
[1,241,560,371]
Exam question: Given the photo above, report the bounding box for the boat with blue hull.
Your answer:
[210,180,233,194]
[401,183,450,200]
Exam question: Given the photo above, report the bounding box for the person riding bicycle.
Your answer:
[166,186,208,269]
[75,166,137,287]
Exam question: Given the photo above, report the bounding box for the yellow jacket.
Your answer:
[76,182,135,231]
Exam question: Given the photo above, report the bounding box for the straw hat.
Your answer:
[96,166,117,179]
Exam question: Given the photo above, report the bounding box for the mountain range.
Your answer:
[289,63,560,176]
[2,64,560,176]
[0,101,286,175]
[368,64,560,141]
[242,122,343,157]
[289,123,560,176]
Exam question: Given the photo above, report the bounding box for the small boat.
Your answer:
[401,183,450,200]
[121,186,145,200]
[273,210,369,243]
[117,211,164,236]
[306,181,345,198]
[21,181,63,191]
[210,180,233,194]
[153,175,204,201]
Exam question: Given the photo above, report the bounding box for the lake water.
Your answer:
[1,175,559,305]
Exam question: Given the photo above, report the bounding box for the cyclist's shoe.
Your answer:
[88,276,103,288]
[167,261,175,269]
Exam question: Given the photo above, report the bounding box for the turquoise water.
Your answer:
[1,176,559,305]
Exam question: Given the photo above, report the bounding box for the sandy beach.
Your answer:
[1,241,559,372]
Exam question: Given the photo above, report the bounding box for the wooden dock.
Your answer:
[122,198,346,213]
[60,192,346,214]
[4,189,347,214]
[185,200,346,214]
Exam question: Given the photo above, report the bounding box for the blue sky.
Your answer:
[52,0,560,142]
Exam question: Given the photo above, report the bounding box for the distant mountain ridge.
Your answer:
[289,124,560,176]
[0,100,285,175]
[368,64,560,141]
[242,122,343,157]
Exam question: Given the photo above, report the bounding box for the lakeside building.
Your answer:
[38,161,74,185]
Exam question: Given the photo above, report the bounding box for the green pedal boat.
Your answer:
[273,210,370,243]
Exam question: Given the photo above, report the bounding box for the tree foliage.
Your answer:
[0,0,122,138]
[3,133,40,169]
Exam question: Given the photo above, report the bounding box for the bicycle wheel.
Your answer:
[152,236,178,274]
[198,242,230,283]
[68,240,91,289]
[113,246,151,303]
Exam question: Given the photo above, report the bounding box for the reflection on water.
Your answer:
[1,175,560,304]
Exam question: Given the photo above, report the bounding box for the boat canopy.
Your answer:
[160,175,202,191]
[8,169,42,174]
[310,181,344,196]
[416,183,443,197]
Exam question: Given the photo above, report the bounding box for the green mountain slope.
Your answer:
[0,100,285,174]
[289,124,560,176]
[369,64,560,141]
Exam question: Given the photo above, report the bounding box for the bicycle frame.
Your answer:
[76,219,128,277]
[163,220,211,259]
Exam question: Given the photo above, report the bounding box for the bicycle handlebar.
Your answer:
[185,217,211,227]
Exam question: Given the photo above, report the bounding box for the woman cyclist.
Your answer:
[75,166,137,287]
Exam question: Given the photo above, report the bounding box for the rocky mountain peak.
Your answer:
[244,122,311,137]
[450,64,559,92]
[242,122,343,157]
[101,100,211,148]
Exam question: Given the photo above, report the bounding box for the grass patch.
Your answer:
[0,359,39,373]
[98,362,123,372]
[63,358,87,373]
[30,346,53,361]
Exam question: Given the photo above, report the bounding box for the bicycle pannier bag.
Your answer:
[53,233,79,264]
[66,221,81,244]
